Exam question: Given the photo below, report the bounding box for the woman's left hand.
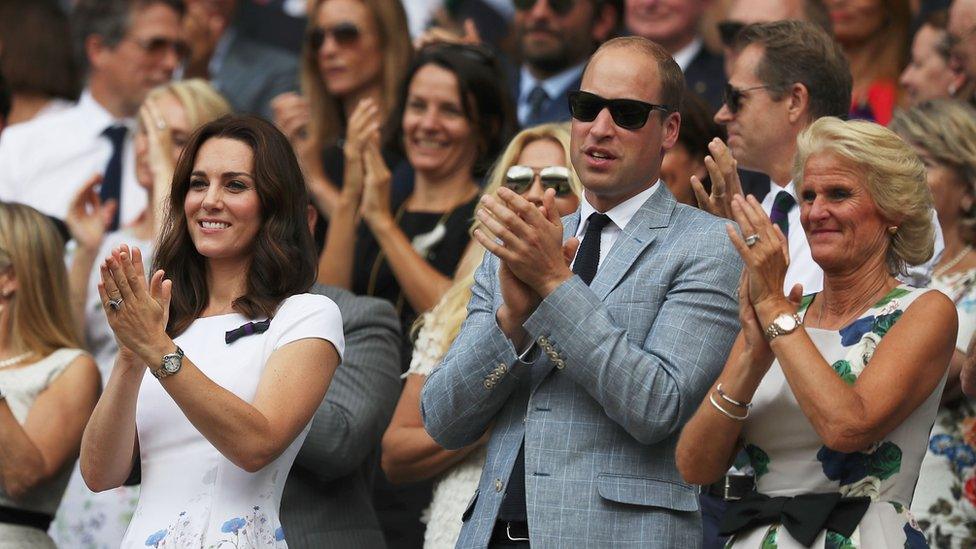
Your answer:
[139,98,176,184]
[726,194,792,321]
[98,244,172,362]
[359,138,393,229]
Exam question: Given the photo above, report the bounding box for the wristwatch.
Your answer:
[763,313,802,341]
[151,346,184,379]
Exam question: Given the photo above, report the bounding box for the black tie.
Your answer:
[526,85,549,125]
[769,190,796,237]
[100,125,128,231]
[573,213,612,285]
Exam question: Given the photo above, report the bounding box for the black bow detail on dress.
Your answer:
[225,319,271,344]
[719,492,870,547]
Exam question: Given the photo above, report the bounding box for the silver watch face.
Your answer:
[161,355,182,374]
[775,314,798,332]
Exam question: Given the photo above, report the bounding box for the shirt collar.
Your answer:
[78,89,136,135]
[672,37,702,72]
[576,181,660,238]
[519,61,587,104]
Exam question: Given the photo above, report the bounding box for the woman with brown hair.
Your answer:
[0,202,99,548]
[272,0,412,219]
[79,116,343,548]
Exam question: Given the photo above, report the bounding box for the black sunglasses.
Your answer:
[717,21,745,48]
[723,83,771,114]
[307,22,361,50]
[513,0,578,16]
[504,165,573,196]
[568,90,670,130]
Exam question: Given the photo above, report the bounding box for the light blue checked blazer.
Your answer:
[421,184,743,548]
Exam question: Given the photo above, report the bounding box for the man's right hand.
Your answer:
[691,138,745,219]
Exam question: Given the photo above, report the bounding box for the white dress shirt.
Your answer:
[0,90,144,225]
[671,37,703,73]
[517,62,586,126]
[762,180,944,293]
[572,183,659,270]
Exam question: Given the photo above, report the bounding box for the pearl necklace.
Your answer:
[935,244,974,278]
[0,351,33,369]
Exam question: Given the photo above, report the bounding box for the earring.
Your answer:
[888,226,898,235]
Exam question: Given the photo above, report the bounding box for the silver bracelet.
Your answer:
[709,392,748,421]
[716,383,752,409]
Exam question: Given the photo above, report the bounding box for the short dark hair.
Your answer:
[387,44,516,177]
[0,0,80,101]
[735,20,851,120]
[153,115,317,337]
[586,36,685,113]
[71,0,185,73]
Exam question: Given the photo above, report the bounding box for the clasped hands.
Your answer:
[341,98,392,228]
[98,244,174,368]
[472,187,578,341]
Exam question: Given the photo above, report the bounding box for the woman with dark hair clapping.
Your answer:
[80,115,343,548]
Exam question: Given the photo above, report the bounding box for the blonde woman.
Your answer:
[891,99,976,547]
[381,124,582,549]
[0,202,99,549]
[272,0,412,218]
[52,79,231,549]
[677,118,954,547]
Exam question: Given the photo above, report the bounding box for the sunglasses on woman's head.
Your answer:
[568,91,671,130]
[307,22,361,50]
[504,165,573,196]
[723,83,772,114]
[512,0,578,16]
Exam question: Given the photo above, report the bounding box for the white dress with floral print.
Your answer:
[728,286,943,548]
[120,294,344,549]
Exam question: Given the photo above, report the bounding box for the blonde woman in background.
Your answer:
[891,99,976,547]
[51,79,231,549]
[380,124,582,549]
[272,0,412,219]
[0,202,99,549]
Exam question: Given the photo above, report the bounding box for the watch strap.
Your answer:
[763,313,802,341]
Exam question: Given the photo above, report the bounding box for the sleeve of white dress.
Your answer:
[270,294,345,362]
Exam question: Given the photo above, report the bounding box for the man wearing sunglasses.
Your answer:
[180,0,297,120]
[0,0,184,231]
[512,0,618,127]
[423,36,742,547]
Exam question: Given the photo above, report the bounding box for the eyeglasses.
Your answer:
[307,22,361,50]
[717,21,745,48]
[513,0,578,16]
[568,90,671,130]
[504,165,573,196]
[127,36,190,59]
[723,83,771,114]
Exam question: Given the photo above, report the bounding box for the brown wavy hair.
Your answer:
[153,115,317,336]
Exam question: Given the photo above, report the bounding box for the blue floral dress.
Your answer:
[119,294,344,549]
[727,286,944,548]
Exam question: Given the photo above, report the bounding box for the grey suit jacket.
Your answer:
[421,185,743,548]
[281,284,401,548]
[214,32,299,120]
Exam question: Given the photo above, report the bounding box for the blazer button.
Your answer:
[494,478,504,492]
[555,359,566,370]
[484,379,493,389]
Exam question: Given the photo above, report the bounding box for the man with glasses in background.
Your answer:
[0,0,184,231]
[511,0,618,127]
[422,36,742,547]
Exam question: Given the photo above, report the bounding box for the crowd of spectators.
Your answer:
[1,0,976,548]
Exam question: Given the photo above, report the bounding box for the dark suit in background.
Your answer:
[281,284,402,549]
[684,46,727,112]
[212,30,299,120]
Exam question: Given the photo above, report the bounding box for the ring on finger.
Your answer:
[745,234,760,247]
[107,297,124,311]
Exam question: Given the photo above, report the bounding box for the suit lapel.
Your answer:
[588,185,675,301]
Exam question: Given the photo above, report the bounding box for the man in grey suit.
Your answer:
[281,283,402,548]
[421,37,742,547]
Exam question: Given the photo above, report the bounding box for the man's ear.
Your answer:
[662,111,682,150]
[86,34,113,72]
[591,1,618,44]
[787,82,811,125]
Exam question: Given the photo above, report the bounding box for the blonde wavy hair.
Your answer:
[793,117,934,275]
[0,202,82,356]
[301,0,412,148]
[890,99,976,245]
[145,79,232,129]
[412,123,583,359]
